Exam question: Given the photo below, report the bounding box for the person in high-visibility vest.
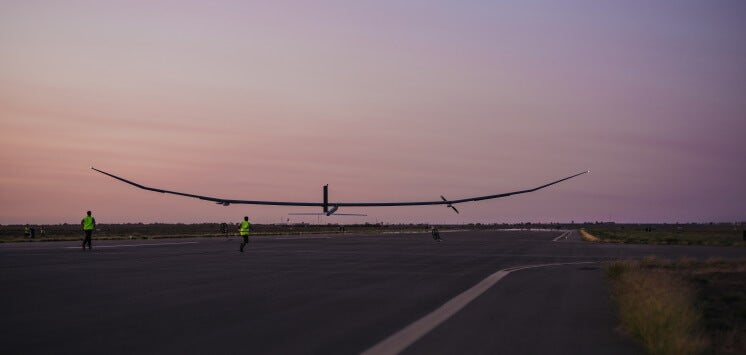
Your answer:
[81,210,96,251]
[239,216,251,252]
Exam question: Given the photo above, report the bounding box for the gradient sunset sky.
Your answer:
[1,1,745,225]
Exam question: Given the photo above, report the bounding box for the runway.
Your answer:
[2,230,745,354]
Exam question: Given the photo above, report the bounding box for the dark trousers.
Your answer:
[242,235,249,244]
[83,230,93,249]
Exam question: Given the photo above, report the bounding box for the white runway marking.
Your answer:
[552,231,572,241]
[64,242,198,249]
[265,236,332,240]
[361,261,598,355]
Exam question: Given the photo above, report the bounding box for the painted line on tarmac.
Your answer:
[552,231,572,242]
[264,236,333,240]
[63,242,198,249]
[361,260,599,355]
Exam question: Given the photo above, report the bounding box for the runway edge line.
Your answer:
[361,261,598,355]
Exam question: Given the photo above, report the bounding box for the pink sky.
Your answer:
[1,1,745,224]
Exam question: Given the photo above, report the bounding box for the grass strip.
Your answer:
[586,225,745,246]
[607,258,746,354]
[579,229,600,242]
[607,259,707,354]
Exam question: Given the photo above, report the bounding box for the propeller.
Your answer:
[441,195,459,214]
[326,205,339,216]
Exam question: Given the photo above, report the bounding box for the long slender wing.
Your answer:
[91,167,588,207]
[334,170,590,207]
[288,213,368,216]
[91,167,321,207]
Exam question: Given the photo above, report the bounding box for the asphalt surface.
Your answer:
[2,230,745,355]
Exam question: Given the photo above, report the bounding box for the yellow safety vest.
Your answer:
[82,216,95,230]
[240,221,250,236]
